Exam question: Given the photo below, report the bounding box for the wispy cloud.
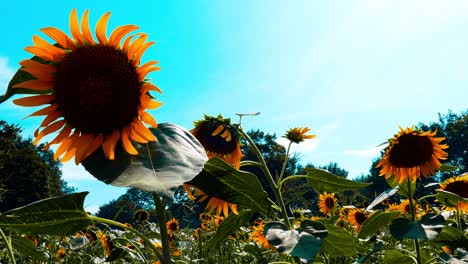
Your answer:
[0,57,14,94]
[61,162,95,181]
[344,145,385,158]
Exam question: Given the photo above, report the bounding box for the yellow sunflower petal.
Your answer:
[81,9,95,45]
[20,59,56,73]
[121,126,138,155]
[83,135,104,160]
[26,104,59,117]
[33,119,66,145]
[13,80,54,91]
[24,46,61,62]
[39,111,62,127]
[42,125,72,150]
[32,35,67,58]
[74,133,95,165]
[54,136,74,160]
[139,110,158,128]
[211,125,224,136]
[102,130,120,160]
[13,94,55,107]
[132,119,156,141]
[109,25,139,47]
[95,12,111,44]
[122,35,135,53]
[141,94,163,109]
[142,83,162,94]
[132,41,155,66]
[69,9,84,46]
[40,27,76,50]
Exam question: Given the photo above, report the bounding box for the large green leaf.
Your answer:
[321,224,357,257]
[185,157,271,216]
[0,192,91,235]
[264,220,327,261]
[386,176,416,198]
[208,209,254,249]
[357,242,383,263]
[389,213,445,241]
[433,226,468,250]
[0,57,51,104]
[382,249,414,264]
[358,211,400,239]
[305,168,372,193]
[366,187,400,211]
[438,164,459,172]
[436,189,468,208]
[11,236,45,259]
[82,123,208,197]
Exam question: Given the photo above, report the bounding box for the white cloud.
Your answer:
[0,57,14,94]
[84,205,100,215]
[61,162,95,181]
[344,145,386,158]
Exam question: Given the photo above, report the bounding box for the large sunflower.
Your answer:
[12,9,162,164]
[376,126,448,183]
[347,208,368,231]
[184,114,241,217]
[317,192,337,216]
[439,173,468,213]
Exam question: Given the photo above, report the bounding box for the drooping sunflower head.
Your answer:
[347,209,368,231]
[12,9,162,164]
[318,192,337,216]
[191,114,242,169]
[166,217,180,232]
[183,183,239,217]
[439,173,468,213]
[376,126,448,184]
[134,209,150,223]
[283,127,316,144]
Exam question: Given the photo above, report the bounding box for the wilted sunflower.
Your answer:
[347,209,368,231]
[184,114,241,217]
[166,217,180,232]
[12,9,162,164]
[283,127,316,144]
[439,173,468,213]
[376,126,448,183]
[318,192,337,215]
[134,209,150,223]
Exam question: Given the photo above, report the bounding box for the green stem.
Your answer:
[278,175,307,192]
[112,237,148,263]
[278,141,292,183]
[0,228,16,264]
[238,128,292,229]
[153,193,171,264]
[239,160,262,168]
[456,206,463,232]
[406,180,422,264]
[89,216,163,261]
[417,194,436,202]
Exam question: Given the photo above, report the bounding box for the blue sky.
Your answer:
[1,1,467,213]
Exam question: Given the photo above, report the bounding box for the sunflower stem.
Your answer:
[406,180,422,264]
[238,128,292,229]
[153,193,171,264]
[456,206,463,232]
[278,141,292,183]
[0,228,16,264]
[89,216,163,262]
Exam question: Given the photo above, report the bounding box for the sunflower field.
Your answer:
[0,8,467,264]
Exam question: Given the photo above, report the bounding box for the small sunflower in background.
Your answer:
[12,9,162,164]
[166,217,180,233]
[347,208,369,232]
[283,127,316,144]
[251,222,273,249]
[439,173,468,213]
[134,209,150,223]
[318,192,338,216]
[376,126,448,184]
[184,114,241,217]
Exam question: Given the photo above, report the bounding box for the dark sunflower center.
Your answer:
[355,212,368,225]
[195,123,237,154]
[388,134,434,168]
[444,181,468,198]
[169,222,178,231]
[55,45,141,135]
[325,197,335,209]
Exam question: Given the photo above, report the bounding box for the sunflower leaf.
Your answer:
[385,175,416,198]
[389,213,445,241]
[82,123,208,198]
[207,209,255,250]
[321,224,357,257]
[436,189,468,208]
[305,168,372,193]
[185,157,271,216]
[433,226,468,250]
[382,249,414,264]
[438,164,459,172]
[358,211,400,239]
[366,187,400,211]
[10,236,45,259]
[0,192,91,235]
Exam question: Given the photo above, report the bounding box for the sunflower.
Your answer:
[134,209,150,223]
[97,232,113,256]
[439,173,468,213]
[283,127,316,144]
[184,114,241,217]
[251,223,273,249]
[166,217,180,233]
[318,192,337,215]
[376,126,448,183]
[347,209,368,231]
[12,9,162,164]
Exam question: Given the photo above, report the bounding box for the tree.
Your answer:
[0,120,65,212]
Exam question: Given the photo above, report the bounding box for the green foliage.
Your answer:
[305,168,372,193]
[186,157,271,216]
[433,226,468,250]
[208,209,255,249]
[0,192,91,235]
[0,121,65,212]
[389,213,445,241]
[436,189,468,208]
[322,224,357,257]
[382,249,414,264]
[358,211,400,239]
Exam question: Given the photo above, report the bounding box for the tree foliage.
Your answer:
[0,120,65,212]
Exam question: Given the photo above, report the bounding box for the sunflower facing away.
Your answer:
[12,9,162,164]
[439,173,468,213]
[376,126,448,183]
[283,127,316,144]
[184,114,241,217]
[318,192,337,216]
